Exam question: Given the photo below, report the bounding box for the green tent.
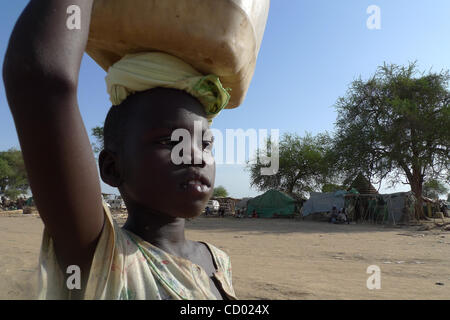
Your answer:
[246,189,296,218]
[25,197,34,206]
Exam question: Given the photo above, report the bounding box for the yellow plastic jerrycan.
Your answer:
[86,0,270,109]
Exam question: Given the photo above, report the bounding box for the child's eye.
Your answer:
[159,138,178,146]
[203,140,214,149]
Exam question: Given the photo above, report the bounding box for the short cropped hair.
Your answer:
[103,88,156,154]
[103,103,132,154]
[103,87,206,155]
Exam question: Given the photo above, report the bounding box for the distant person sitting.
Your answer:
[329,206,338,223]
[337,208,349,224]
[17,197,25,210]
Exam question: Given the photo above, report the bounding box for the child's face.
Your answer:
[118,89,216,219]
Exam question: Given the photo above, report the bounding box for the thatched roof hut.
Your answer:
[348,173,378,194]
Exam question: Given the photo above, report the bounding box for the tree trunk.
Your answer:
[288,184,295,195]
[410,173,426,220]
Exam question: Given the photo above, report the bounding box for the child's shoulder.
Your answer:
[200,241,232,267]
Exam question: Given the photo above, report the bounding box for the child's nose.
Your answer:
[187,141,206,167]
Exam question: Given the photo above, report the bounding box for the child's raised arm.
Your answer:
[3,0,104,279]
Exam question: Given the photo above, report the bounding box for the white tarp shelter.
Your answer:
[301,191,347,217]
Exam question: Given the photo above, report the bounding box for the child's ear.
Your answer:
[99,150,123,187]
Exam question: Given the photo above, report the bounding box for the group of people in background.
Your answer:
[0,196,31,211]
[204,206,226,217]
[211,205,351,222]
[329,206,349,224]
[234,209,258,218]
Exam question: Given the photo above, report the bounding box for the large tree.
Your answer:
[213,186,229,198]
[333,62,450,219]
[247,132,335,198]
[0,149,29,200]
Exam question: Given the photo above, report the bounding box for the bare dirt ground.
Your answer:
[0,212,449,300]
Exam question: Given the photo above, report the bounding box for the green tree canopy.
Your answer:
[423,179,449,199]
[321,183,347,193]
[213,186,229,198]
[247,132,336,198]
[0,149,29,200]
[333,62,450,219]
[91,125,104,155]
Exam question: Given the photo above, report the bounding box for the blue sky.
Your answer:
[1,1,450,198]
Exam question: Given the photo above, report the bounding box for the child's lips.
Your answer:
[180,171,212,188]
[180,180,211,194]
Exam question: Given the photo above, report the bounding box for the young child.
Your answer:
[3,0,235,300]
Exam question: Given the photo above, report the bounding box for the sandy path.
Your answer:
[0,215,43,299]
[0,214,449,299]
[186,217,450,299]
